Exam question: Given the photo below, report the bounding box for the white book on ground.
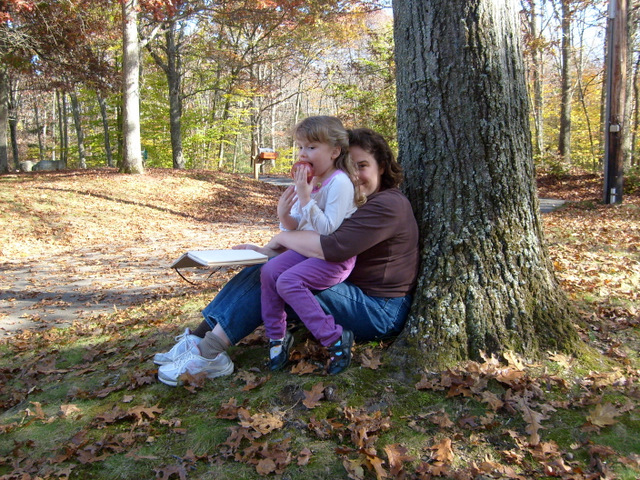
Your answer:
[171,249,268,269]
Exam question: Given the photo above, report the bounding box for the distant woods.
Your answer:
[0,0,638,177]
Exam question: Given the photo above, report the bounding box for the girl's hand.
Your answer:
[292,164,312,206]
[277,185,297,219]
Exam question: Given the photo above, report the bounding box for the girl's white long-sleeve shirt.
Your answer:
[281,170,356,236]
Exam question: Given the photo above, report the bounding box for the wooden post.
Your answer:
[603,0,627,204]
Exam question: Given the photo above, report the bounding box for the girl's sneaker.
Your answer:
[153,328,202,366]
[327,329,354,375]
[269,332,293,371]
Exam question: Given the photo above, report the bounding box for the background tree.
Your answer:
[145,17,188,169]
[2,0,636,181]
[558,0,574,163]
[121,0,144,174]
[521,0,548,158]
[391,0,582,371]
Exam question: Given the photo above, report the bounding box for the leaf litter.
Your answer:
[0,168,639,479]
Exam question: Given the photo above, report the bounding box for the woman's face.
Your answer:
[351,146,383,197]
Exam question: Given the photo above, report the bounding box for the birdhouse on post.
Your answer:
[253,148,278,180]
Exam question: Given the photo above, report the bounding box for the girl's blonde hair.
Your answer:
[293,116,366,206]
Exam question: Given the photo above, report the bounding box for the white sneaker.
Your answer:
[157,346,234,387]
[153,328,202,366]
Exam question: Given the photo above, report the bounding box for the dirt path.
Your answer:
[0,226,275,337]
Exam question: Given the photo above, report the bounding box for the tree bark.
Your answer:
[558,0,572,162]
[166,21,185,169]
[528,0,545,157]
[121,0,144,174]
[69,90,86,169]
[0,69,9,172]
[391,0,582,372]
[632,54,639,166]
[34,102,45,163]
[8,76,20,167]
[57,90,69,167]
[97,93,114,167]
[147,19,186,169]
[621,0,636,169]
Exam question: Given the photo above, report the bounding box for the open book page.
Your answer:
[171,249,268,269]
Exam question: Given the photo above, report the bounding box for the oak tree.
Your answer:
[391,0,583,371]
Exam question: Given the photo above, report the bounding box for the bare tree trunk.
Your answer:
[0,69,9,172]
[147,19,185,169]
[523,0,545,157]
[121,0,144,174]
[57,90,69,167]
[69,90,86,168]
[218,96,232,170]
[558,0,573,163]
[51,92,57,161]
[8,75,20,167]
[622,0,637,169]
[34,102,46,163]
[391,0,581,371]
[632,54,639,166]
[97,93,114,167]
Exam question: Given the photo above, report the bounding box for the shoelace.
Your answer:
[174,329,190,342]
[171,349,199,370]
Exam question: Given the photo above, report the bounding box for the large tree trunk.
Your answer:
[391,0,582,372]
[121,0,144,174]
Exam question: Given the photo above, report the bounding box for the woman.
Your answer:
[154,128,419,386]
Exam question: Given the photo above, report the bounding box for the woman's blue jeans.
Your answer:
[201,265,412,345]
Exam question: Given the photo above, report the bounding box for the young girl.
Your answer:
[261,116,364,374]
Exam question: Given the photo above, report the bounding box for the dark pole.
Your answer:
[603,0,627,204]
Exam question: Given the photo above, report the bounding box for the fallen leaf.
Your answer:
[430,437,454,464]
[586,402,621,428]
[59,404,81,418]
[297,447,312,466]
[303,382,325,409]
[384,443,415,477]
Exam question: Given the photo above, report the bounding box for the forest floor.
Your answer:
[0,168,639,480]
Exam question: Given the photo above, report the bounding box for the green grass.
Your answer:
[5,303,637,479]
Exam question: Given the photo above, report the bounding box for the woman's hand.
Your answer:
[232,243,282,258]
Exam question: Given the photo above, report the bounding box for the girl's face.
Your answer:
[351,146,383,197]
[296,137,340,179]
